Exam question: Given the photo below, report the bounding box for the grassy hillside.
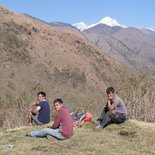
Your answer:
[0,5,124,105]
[0,120,155,155]
[0,6,131,128]
[0,6,155,130]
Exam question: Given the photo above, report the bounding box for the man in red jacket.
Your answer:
[26,98,73,140]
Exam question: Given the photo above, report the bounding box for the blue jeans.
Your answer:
[30,128,66,140]
[31,114,43,125]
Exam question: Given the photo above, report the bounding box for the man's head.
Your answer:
[53,98,63,111]
[37,91,46,102]
[106,87,115,100]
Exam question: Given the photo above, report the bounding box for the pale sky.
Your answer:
[0,0,155,28]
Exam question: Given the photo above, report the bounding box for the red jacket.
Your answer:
[52,106,73,138]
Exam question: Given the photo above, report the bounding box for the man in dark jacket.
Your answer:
[28,91,50,125]
[26,98,73,140]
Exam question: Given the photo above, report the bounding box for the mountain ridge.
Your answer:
[73,16,154,34]
[82,21,155,69]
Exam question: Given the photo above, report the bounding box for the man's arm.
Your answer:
[51,113,61,129]
[31,101,37,106]
[107,100,116,113]
[31,106,41,114]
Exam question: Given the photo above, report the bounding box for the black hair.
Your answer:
[106,87,115,94]
[53,98,63,104]
[37,91,46,97]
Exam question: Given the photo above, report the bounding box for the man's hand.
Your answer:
[107,99,115,112]
[31,106,41,114]
[111,109,116,114]
[31,101,37,106]
[107,99,111,107]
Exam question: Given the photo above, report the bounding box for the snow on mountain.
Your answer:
[73,17,127,31]
[141,27,155,32]
[148,28,155,32]
[73,22,88,31]
[98,17,126,27]
[137,27,155,39]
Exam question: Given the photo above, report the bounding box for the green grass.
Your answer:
[0,120,155,155]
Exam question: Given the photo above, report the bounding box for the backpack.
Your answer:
[71,111,92,127]
[84,112,92,122]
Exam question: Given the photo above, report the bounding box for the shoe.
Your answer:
[26,131,32,137]
[92,120,99,126]
[94,125,103,131]
[28,123,33,126]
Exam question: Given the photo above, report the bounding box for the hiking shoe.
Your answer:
[94,125,103,131]
[92,120,99,126]
[26,131,32,137]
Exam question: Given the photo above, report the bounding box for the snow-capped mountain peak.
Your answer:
[99,17,121,27]
[137,26,155,32]
[73,17,127,31]
[98,16,127,28]
[73,22,88,31]
[146,27,155,32]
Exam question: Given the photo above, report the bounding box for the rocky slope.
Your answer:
[83,24,155,69]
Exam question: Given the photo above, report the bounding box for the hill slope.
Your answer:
[0,6,121,102]
[49,21,86,39]
[0,120,155,155]
[0,6,135,128]
[83,24,155,69]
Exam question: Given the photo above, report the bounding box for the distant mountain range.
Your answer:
[73,16,155,40]
[140,27,155,40]
[73,17,127,31]
[24,14,155,41]
[23,15,155,69]
[72,17,155,69]
[73,16,155,32]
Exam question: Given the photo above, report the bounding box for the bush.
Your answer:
[113,69,155,122]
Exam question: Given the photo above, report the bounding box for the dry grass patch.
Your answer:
[0,120,155,155]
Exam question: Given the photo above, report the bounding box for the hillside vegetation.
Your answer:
[0,6,155,130]
[0,120,155,155]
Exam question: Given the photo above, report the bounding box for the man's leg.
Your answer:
[109,113,127,124]
[31,114,43,125]
[46,128,67,140]
[97,107,109,124]
[100,112,127,128]
[99,111,112,128]
[29,128,66,140]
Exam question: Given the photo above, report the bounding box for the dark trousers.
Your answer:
[97,107,127,128]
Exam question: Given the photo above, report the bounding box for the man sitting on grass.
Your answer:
[26,98,73,140]
[27,91,50,125]
[95,87,128,130]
